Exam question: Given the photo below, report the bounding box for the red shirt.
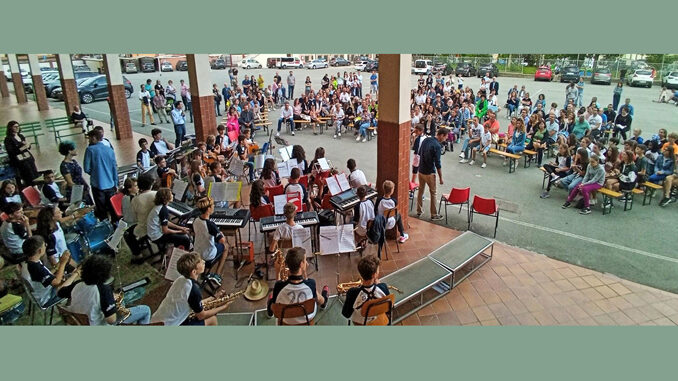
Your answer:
[484,118,500,135]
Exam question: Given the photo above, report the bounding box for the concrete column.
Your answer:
[0,54,9,98]
[103,54,132,140]
[56,54,79,115]
[7,54,27,104]
[28,54,49,111]
[376,54,412,228]
[186,54,216,142]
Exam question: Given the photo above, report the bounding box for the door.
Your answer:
[92,76,108,100]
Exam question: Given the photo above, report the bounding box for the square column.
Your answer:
[28,54,49,111]
[7,54,27,104]
[56,54,80,115]
[376,54,413,228]
[187,54,216,142]
[103,54,132,140]
[0,54,9,98]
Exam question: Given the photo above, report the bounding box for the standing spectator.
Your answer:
[165,80,177,101]
[612,82,623,111]
[287,71,296,100]
[153,90,168,124]
[221,83,230,111]
[171,101,187,147]
[3,121,38,188]
[185,90,194,123]
[139,84,155,127]
[370,70,378,95]
[59,141,93,205]
[83,130,118,221]
[416,127,448,221]
[212,84,222,116]
[145,79,156,113]
[231,67,239,88]
[154,80,165,97]
[180,79,189,107]
[576,78,585,107]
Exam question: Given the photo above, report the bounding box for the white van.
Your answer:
[277,57,303,69]
[412,59,432,75]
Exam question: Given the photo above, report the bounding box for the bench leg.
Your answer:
[508,158,515,174]
[524,155,531,168]
[602,195,612,215]
[542,173,548,190]
[643,188,650,206]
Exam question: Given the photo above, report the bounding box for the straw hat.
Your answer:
[244,279,269,301]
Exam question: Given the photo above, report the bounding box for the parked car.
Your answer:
[77,75,133,104]
[662,71,678,90]
[365,60,379,72]
[238,59,261,69]
[411,59,432,75]
[73,65,90,72]
[431,61,448,75]
[124,62,138,73]
[559,65,580,83]
[306,59,328,69]
[355,60,369,71]
[176,60,188,71]
[626,69,653,88]
[477,63,499,78]
[277,57,303,69]
[330,57,350,67]
[534,66,553,81]
[161,61,173,72]
[44,71,99,98]
[141,62,155,73]
[455,62,476,77]
[211,59,227,70]
[590,67,612,85]
[51,78,89,101]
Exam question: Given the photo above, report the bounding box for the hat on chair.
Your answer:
[244,279,269,301]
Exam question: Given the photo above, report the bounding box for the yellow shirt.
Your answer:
[257,77,264,89]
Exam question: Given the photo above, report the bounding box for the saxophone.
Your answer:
[114,292,131,324]
[337,280,403,295]
[273,249,289,281]
[188,290,245,320]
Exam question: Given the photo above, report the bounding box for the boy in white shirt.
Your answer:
[347,158,368,188]
[470,122,492,168]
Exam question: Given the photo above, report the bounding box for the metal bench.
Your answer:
[0,121,44,148]
[216,312,254,326]
[46,116,81,144]
[427,231,493,289]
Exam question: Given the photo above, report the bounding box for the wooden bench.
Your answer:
[45,117,80,144]
[489,148,521,173]
[366,126,377,141]
[641,181,663,205]
[0,121,44,148]
[522,149,537,168]
[597,187,622,215]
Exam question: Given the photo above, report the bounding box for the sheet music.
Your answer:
[319,226,339,255]
[292,227,313,258]
[165,247,188,282]
[298,159,306,172]
[317,157,330,171]
[172,179,188,201]
[277,162,291,178]
[70,185,84,205]
[338,224,356,253]
[336,173,350,192]
[279,146,291,161]
[273,194,288,215]
[106,220,127,251]
[326,176,341,196]
[210,182,242,202]
[229,158,245,176]
[255,154,272,170]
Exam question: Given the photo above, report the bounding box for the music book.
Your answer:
[325,173,351,196]
[229,158,245,176]
[317,157,330,171]
[277,158,298,178]
[319,224,355,255]
[209,181,242,202]
[165,247,188,282]
[292,227,314,258]
[273,194,288,215]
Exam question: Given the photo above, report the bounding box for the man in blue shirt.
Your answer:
[221,83,230,110]
[84,129,118,221]
[618,98,634,118]
[416,127,448,221]
[171,101,187,147]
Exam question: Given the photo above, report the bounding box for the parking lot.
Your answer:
[24,63,678,293]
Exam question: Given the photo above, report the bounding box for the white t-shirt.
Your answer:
[348,169,367,188]
[132,191,157,237]
[151,276,199,326]
[67,282,116,326]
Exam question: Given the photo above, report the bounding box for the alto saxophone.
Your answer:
[337,280,403,295]
[273,249,289,281]
[188,290,245,319]
[114,292,131,323]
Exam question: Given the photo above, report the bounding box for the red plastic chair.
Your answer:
[299,175,309,189]
[320,193,332,210]
[248,203,274,242]
[21,186,42,207]
[109,192,124,219]
[314,170,330,190]
[438,187,470,225]
[469,195,499,238]
[265,184,284,199]
[409,181,419,211]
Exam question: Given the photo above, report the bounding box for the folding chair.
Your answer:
[383,208,401,254]
[21,186,42,207]
[56,304,90,325]
[109,192,124,219]
[249,204,274,242]
[409,181,419,211]
[469,195,500,238]
[355,294,395,326]
[265,184,284,200]
[438,187,470,225]
[271,298,317,325]
[299,175,309,189]
[19,274,64,325]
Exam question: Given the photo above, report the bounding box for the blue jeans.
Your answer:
[125,305,151,325]
[288,85,294,99]
[577,91,584,107]
[278,118,292,132]
[174,123,186,146]
[359,122,370,137]
[506,144,524,154]
[506,104,516,115]
[649,173,667,184]
[245,160,255,182]
[560,174,583,192]
[215,101,221,116]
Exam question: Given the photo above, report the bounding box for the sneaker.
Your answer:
[459,159,468,163]
[481,163,486,168]
[468,160,475,166]
[431,214,444,221]
[291,132,295,136]
[398,233,409,243]
[320,286,329,308]
[562,201,571,209]
[579,207,591,215]
[660,198,671,207]
[333,134,337,139]
[338,132,341,137]
[356,136,361,141]
[361,138,367,143]
[141,124,145,127]
[416,212,422,218]
[458,153,465,158]
[275,132,280,137]
[589,198,596,206]
[151,123,157,125]
[540,191,550,199]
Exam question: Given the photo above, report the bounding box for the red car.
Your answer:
[534,66,553,81]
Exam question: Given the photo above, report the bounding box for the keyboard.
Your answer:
[212,207,240,218]
[187,209,250,229]
[167,201,194,216]
[330,187,378,211]
[260,211,319,232]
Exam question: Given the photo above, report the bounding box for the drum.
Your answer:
[75,212,98,234]
[66,233,85,263]
[84,221,114,253]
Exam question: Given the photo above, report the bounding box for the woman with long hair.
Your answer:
[259,158,280,188]
[4,121,38,188]
[249,179,270,208]
[59,140,94,205]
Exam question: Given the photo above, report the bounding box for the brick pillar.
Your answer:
[0,72,8,97]
[103,54,132,140]
[376,54,412,228]
[28,54,48,111]
[56,54,79,115]
[186,54,216,142]
[7,54,27,104]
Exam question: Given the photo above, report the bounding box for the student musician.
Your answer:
[147,188,192,250]
[284,168,308,208]
[155,156,177,188]
[260,158,280,188]
[193,197,228,285]
[36,205,78,267]
[189,159,207,197]
[20,236,79,307]
[149,128,174,156]
[136,138,155,171]
[40,170,68,211]
[0,180,22,212]
[267,247,329,324]
[269,202,303,255]
[151,252,233,326]
[0,202,32,262]
[347,158,367,188]
[62,254,151,325]
[249,179,270,208]
[352,185,375,238]
[374,180,409,243]
[341,255,391,325]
